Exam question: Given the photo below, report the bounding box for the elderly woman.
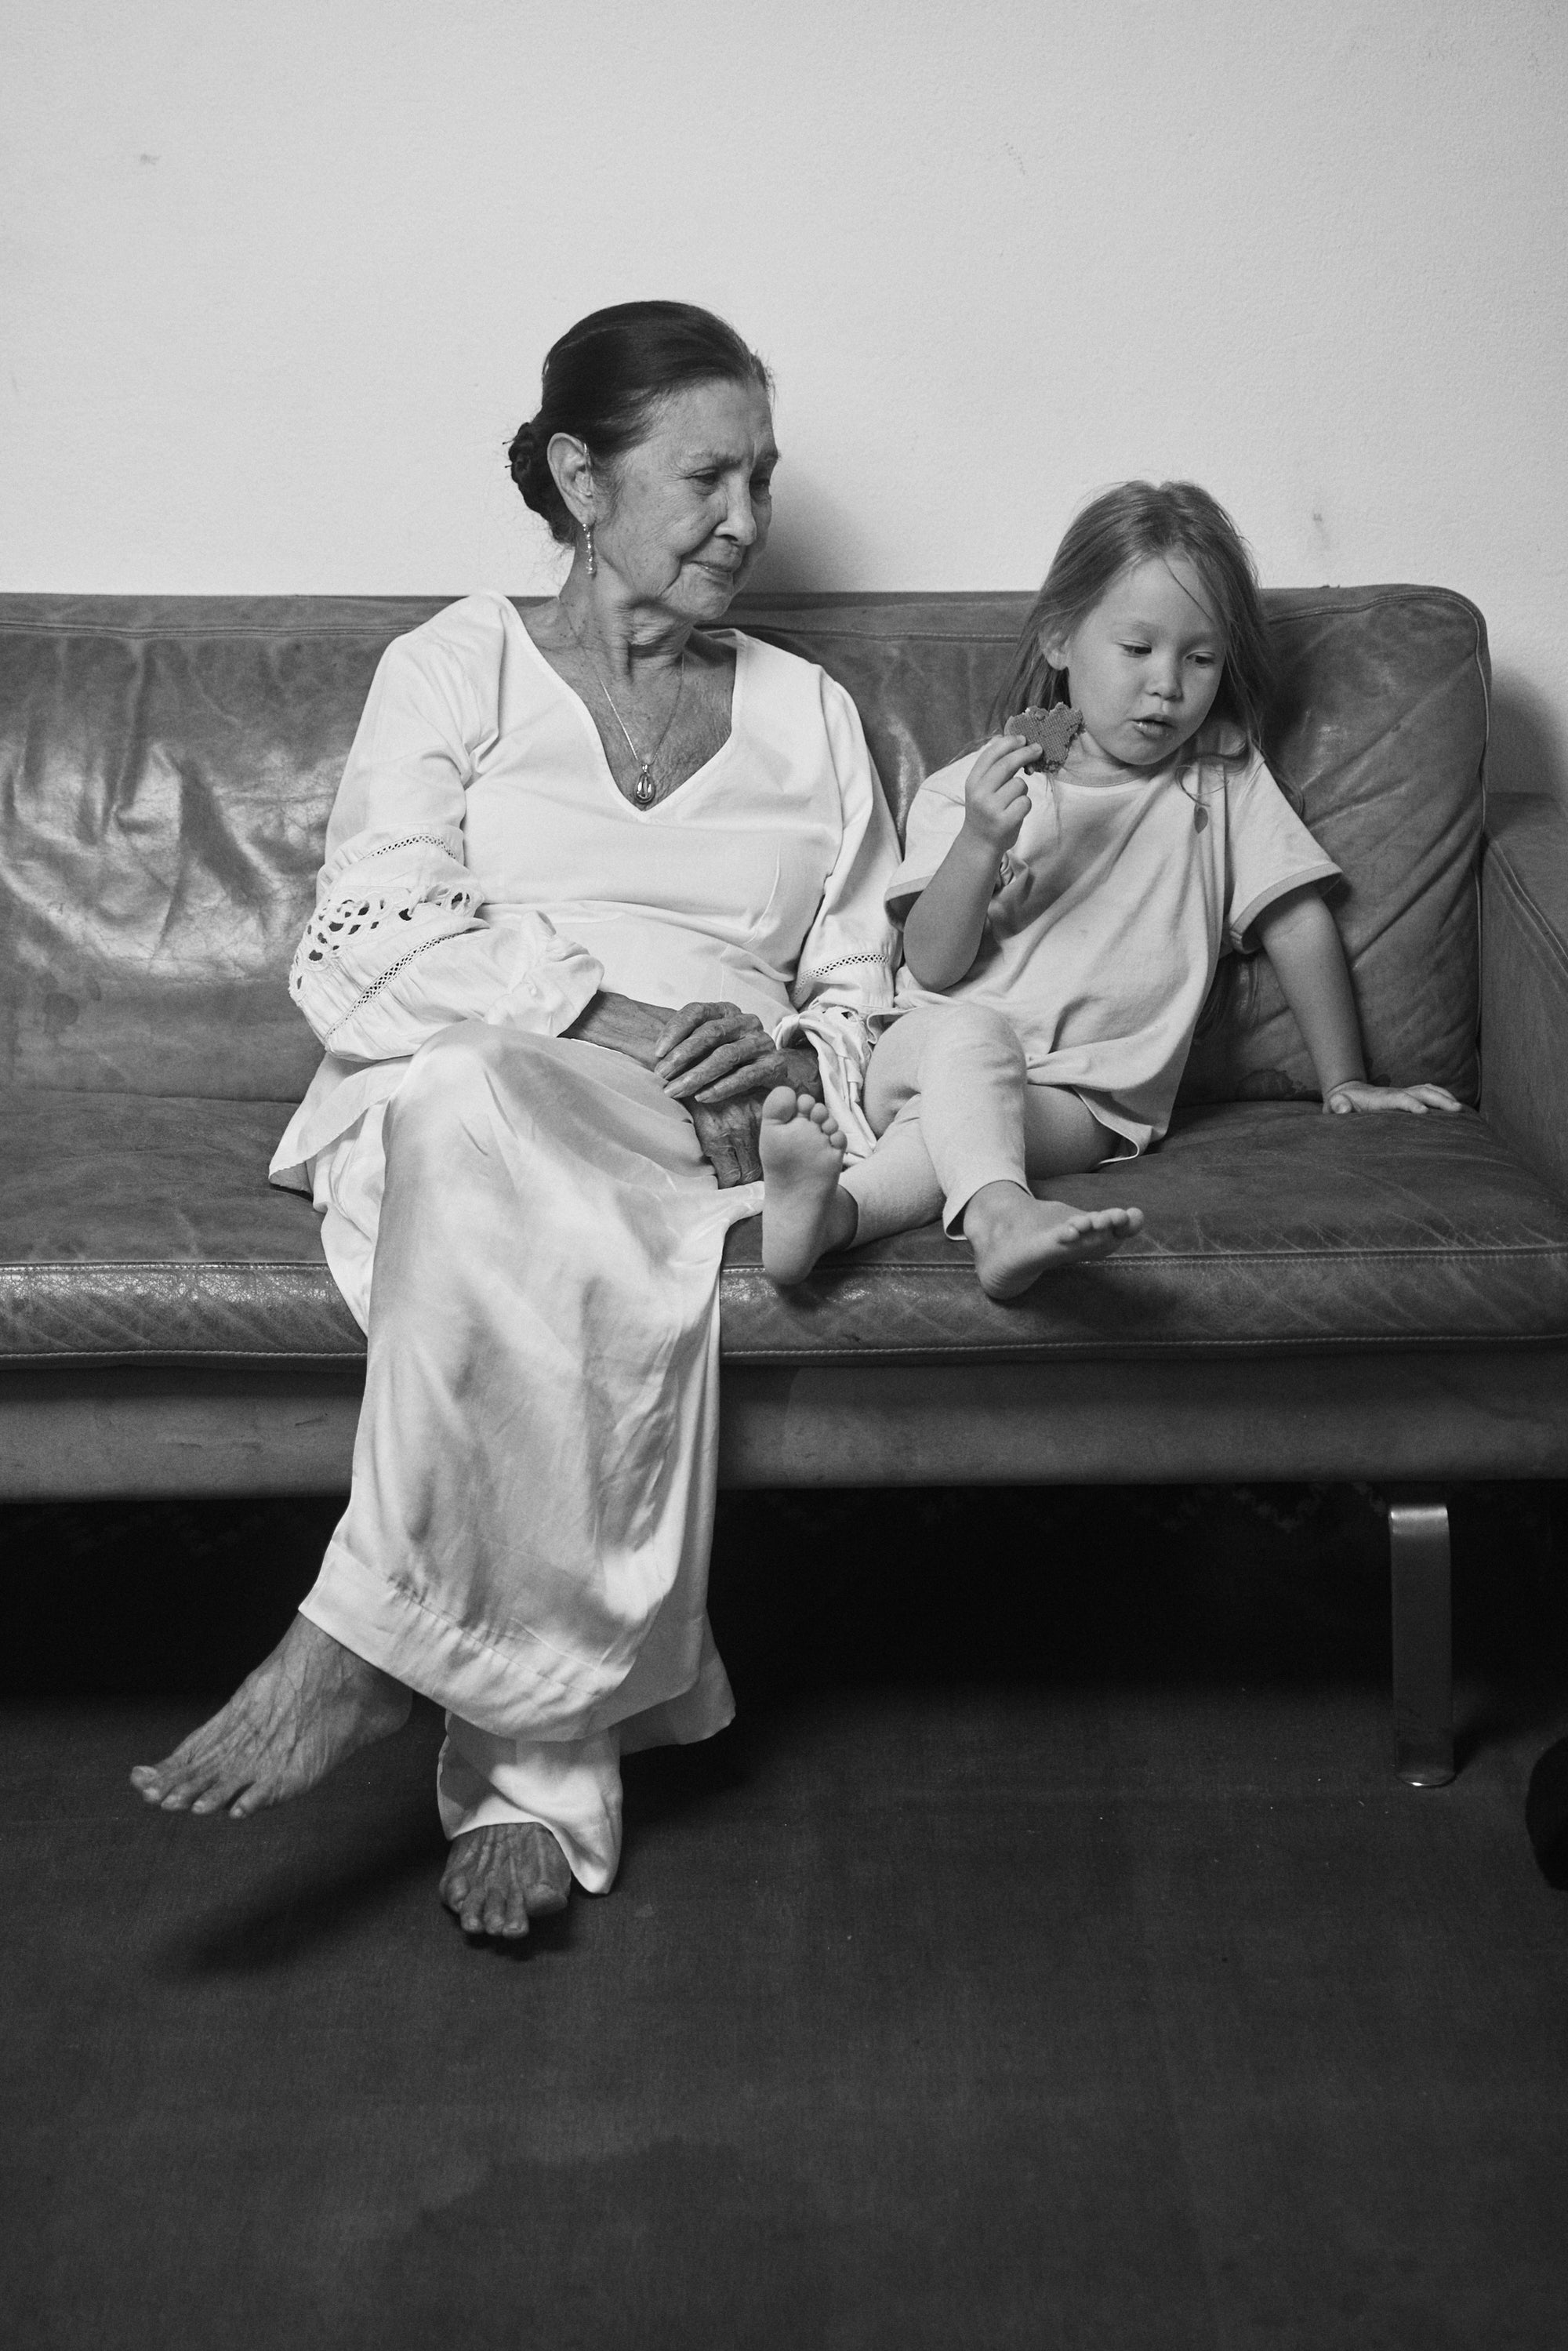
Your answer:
[130,303,899,1938]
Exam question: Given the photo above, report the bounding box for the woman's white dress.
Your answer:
[270,591,898,1887]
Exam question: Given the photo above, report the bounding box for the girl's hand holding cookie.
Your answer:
[962,735,1040,853]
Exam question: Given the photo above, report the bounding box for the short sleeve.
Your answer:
[1222,755,1341,951]
[884,753,971,912]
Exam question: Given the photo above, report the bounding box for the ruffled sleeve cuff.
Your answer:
[483,923,604,1039]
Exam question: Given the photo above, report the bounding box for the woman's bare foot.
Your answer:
[441,1823,572,1939]
[963,1181,1144,1301]
[129,1614,412,1819]
[759,1086,857,1283]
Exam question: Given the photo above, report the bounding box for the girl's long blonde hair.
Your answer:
[990,481,1275,757]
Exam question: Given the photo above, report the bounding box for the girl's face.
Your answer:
[1044,555,1226,771]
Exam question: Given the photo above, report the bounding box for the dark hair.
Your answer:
[989,480,1275,757]
[507,300,773,544]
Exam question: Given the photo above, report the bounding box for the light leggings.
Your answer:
[840,1003,1116,1246]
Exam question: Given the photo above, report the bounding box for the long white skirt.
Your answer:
[299,1022,761,1891]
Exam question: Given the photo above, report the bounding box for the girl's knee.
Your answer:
[923,1003,1026,1075]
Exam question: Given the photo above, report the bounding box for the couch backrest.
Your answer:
[0,586,1486,1104]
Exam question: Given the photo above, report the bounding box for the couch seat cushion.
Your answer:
[720,1101,1568,1360]
[5,1095,1568,1368]
[0,1092,360,1363]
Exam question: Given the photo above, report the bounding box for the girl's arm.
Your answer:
[903,738,1040,990]
[1254,889,1462,1116]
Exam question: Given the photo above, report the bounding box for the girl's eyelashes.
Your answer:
[1119,642,1221,666]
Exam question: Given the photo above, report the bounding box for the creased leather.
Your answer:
[0,586,1535,1391]
[0,586,1485,1105]
[1481,794,1568,1207]
[0,1091,359,1362]
[7,1091,1568,1368]
[717,1101,1568,1360]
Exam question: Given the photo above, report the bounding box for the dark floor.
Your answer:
[3,1482,1568,2350]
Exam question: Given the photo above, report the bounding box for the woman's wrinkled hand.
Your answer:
[688,1092,766,1186]
[1324,1081,1465,1117]
[654,1001,822,1107]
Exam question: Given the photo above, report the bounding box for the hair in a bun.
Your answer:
[507,301,771,546]
[506,419,563,533]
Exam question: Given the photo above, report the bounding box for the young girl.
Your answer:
[757,480,1462,1297]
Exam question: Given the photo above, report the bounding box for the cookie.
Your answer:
[1005,705,1083,767]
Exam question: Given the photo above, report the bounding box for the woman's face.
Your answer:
[593,378,778,624]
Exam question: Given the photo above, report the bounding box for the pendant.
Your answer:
[633,764,656,808]
[1193,804,1209,833]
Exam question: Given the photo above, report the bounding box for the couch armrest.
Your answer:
[1483,793,1568,1203]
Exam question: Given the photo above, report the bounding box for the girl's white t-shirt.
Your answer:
[886,736,1340,1150]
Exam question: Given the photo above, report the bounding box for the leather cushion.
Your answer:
[5,1093,1567,1367]
[1481,794,1568,1208]
[722,1101,1568,1361]
[0,586,1483,1105]
[0,1092,361,1362]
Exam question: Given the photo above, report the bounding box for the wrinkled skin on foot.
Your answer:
[441,1823,573,1939]
[129,1614,412,1819]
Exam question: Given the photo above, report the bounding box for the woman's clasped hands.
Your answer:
[655,999,822,1185]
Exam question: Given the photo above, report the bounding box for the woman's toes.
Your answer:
[525,1847,572,1914]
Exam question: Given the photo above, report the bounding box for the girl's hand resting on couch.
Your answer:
[1323,1081,1464,1117]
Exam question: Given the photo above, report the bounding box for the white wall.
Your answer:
[5,0,1566,791]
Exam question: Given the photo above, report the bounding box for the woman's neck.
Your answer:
[555,562,693,691]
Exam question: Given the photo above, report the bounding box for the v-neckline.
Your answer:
[514,608,746,819]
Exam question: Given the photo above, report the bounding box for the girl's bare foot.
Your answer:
[129,1614,412,1819]
[963,1181,1144,1301]
[760,1087,857,1284]
[441,1823,573,1939]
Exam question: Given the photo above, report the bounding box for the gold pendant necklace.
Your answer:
[562,604,685,807]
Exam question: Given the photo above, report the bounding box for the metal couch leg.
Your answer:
[1386,1489,1454,1788]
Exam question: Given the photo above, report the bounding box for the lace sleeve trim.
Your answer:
[319,934,457,1047]
[295,876,480,982]
[358,831,455,862]
[804,950,895,978]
